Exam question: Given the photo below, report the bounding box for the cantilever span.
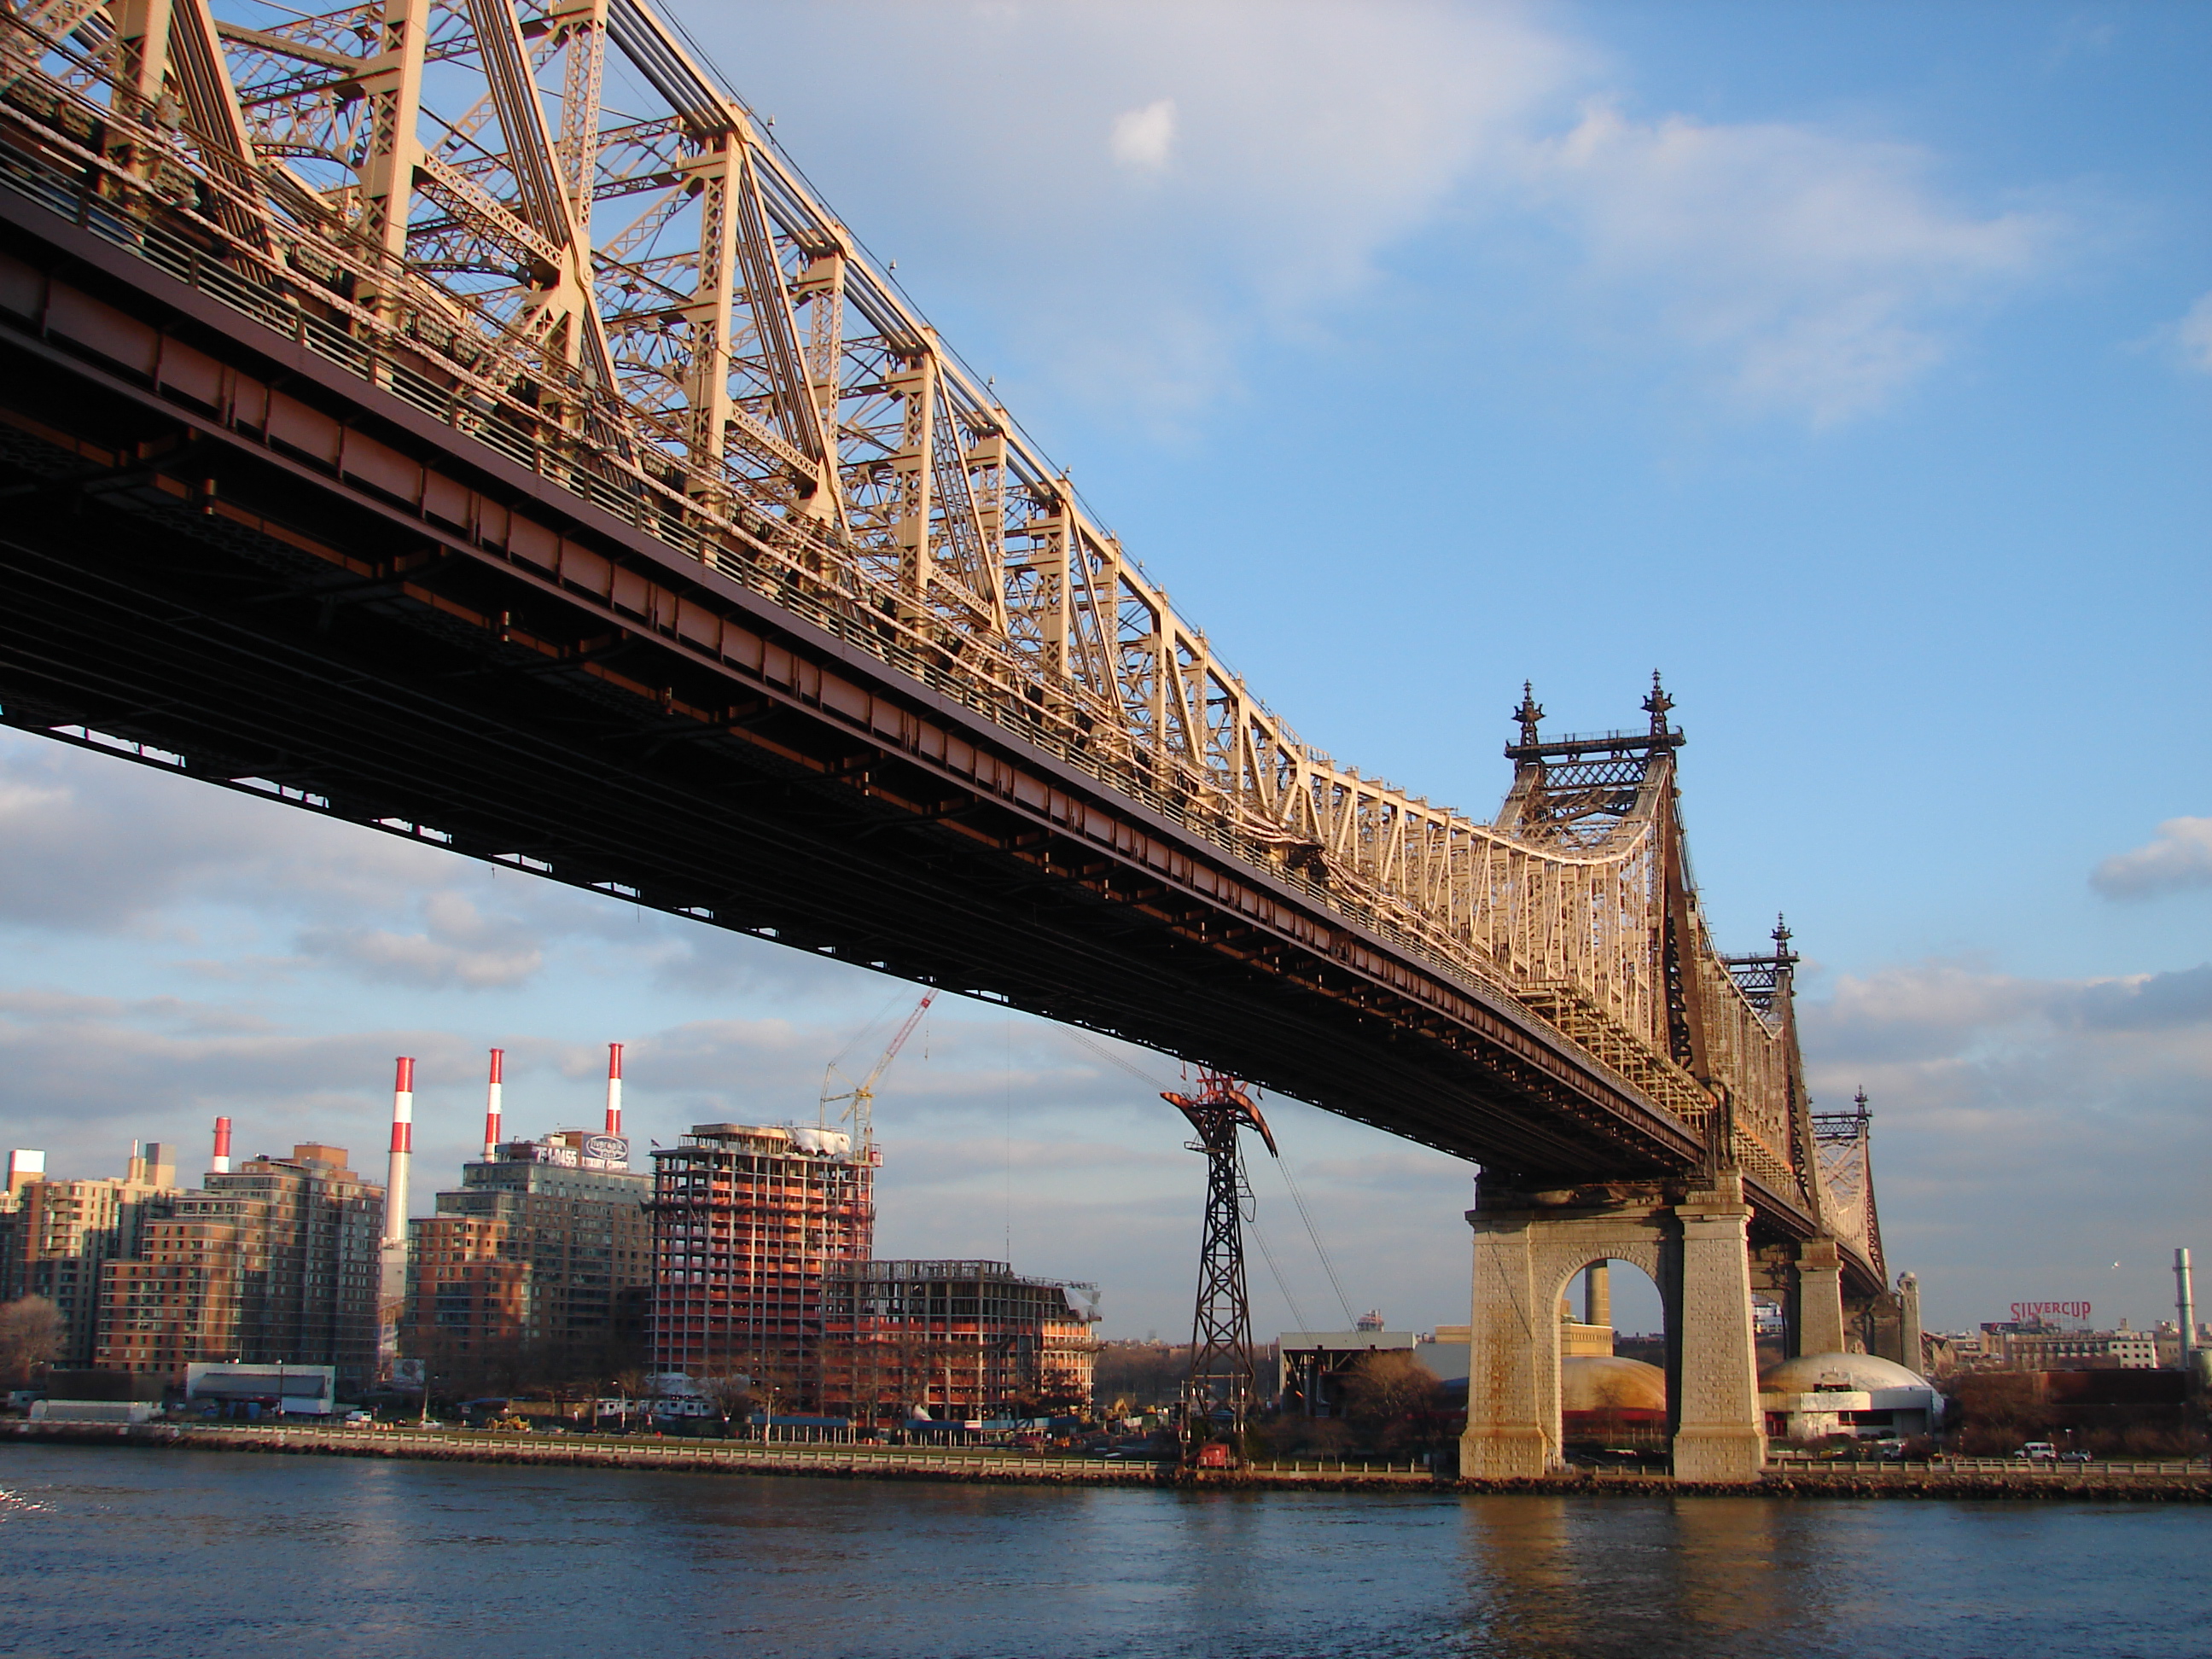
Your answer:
[0,0,1884,1295]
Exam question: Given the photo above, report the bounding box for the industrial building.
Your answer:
[407,1129,650,1367]
[184,1362,339,1418]
[820,1259,1097,1422]
[1974,1322,2161,1371]
[648,1123,876,1398]
[92,1142,385,1390]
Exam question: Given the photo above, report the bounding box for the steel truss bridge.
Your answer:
[0,0,1885,1293]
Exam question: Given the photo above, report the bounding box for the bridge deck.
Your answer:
[0,165,1848,1273]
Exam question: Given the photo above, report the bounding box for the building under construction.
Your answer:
[647,1123,876,1400]
[821,1260,1097,1423]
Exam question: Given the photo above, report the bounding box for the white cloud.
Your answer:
[690,1,1584,418]
[1109,98,1175,172]
[2092,816,2212,898]
[1800,957,2212,1329]
[1522,105,2058,422]
[689,2,2070,426]
[2177,292,2212,374]
[296,893,545,989]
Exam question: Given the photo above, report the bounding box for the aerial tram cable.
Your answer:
[1066,1028,1350,1330]
[1272,1157,1359,1331]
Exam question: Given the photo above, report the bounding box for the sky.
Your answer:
[3,0,2208,1343]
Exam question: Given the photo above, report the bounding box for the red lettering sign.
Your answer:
[2010,1301,2092,1322]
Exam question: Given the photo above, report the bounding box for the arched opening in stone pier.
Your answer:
[1750,1290,1790,1376]
[1460,1177,1768,1482]
[1555,1259,1669,1466]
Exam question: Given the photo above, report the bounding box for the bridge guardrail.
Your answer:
[0,154,1651,1027]
[0,109,1818,1215]
[1767,1453,2211,1477]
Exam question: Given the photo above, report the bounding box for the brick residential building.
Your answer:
[8,1142,179,1365]
[405,1129,650,1379]
[95,1144,384,1389]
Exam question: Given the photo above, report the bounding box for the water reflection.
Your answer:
[3,1447,2206,1659]
[1465,1496,1880,1656]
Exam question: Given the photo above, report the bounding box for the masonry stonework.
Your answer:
[1460,1174,1767,1482]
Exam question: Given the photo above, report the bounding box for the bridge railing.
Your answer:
[0,7,1820,1202]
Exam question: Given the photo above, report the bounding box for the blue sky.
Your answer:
[2,1,2206,1343]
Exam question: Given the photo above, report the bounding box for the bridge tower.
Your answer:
[1163,1073,1277,1453]
[1461,683,1769,1483]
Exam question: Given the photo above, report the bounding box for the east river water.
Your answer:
[3,1445,2207,1658]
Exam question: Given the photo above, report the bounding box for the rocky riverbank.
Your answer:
[8,1421,2209,1499]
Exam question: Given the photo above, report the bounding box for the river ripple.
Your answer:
[1,1444,2203,1658]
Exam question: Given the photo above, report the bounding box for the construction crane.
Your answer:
[1162,1070,1277,1464]
[818,991,936,1148]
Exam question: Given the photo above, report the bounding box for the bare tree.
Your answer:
[1339,1350,1456,1453]
[695,1367,755,1435]
[0,1297,61,1387]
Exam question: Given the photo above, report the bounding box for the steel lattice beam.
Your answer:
[0,0,1888,1295]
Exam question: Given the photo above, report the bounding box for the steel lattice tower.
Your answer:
[1163,1072,1277,1447]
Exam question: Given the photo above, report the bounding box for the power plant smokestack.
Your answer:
[384,1056,414,1249]
[2178,1248,2197,1363]
[482,1048,504,1160]
[212,1115,232,1174]
[604,1042,623,1138]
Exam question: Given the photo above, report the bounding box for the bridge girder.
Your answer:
[0,0,1889,1294]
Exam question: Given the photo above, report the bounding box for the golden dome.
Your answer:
[1560,1355,1667,1412]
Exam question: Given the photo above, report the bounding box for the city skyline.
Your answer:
[1,0,2206,1341]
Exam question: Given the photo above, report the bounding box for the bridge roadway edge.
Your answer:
[0,184,1821,1240]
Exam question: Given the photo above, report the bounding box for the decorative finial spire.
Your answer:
[1772,912,1794,962]
[1853,1086,1871,1116]
[1513,681,1544,748]
[1643,669,1674,738]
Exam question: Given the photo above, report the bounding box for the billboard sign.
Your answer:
[2010,1301,2092,1325]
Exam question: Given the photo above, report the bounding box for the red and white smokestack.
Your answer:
[482,1048,504,1160]
[383,1056,414,1249]
[212,1115,232,1174]
[604,1042,624,1138]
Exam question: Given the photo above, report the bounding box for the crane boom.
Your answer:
[819,990,936,1146]
[860,992,935,1093]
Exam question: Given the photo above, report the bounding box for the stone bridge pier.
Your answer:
[1459,1173,1767,1482]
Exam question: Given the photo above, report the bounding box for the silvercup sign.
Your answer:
[2010,1301,2092,1322]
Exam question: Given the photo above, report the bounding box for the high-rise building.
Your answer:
[0,1150,44,1303]
[820,1260,1098,1423]
[94,1143,384,1389]
[405,1129,650,1377]
[649,1124,875,1400]
[10,1142,178,1365]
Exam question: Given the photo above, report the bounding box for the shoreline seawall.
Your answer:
[6,1421,2209,1500]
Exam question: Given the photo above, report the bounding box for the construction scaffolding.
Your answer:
[821,1259,1097,1423]
[647,1124,875,1406]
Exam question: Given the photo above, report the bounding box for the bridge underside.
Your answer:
[0,197,1839,1268]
